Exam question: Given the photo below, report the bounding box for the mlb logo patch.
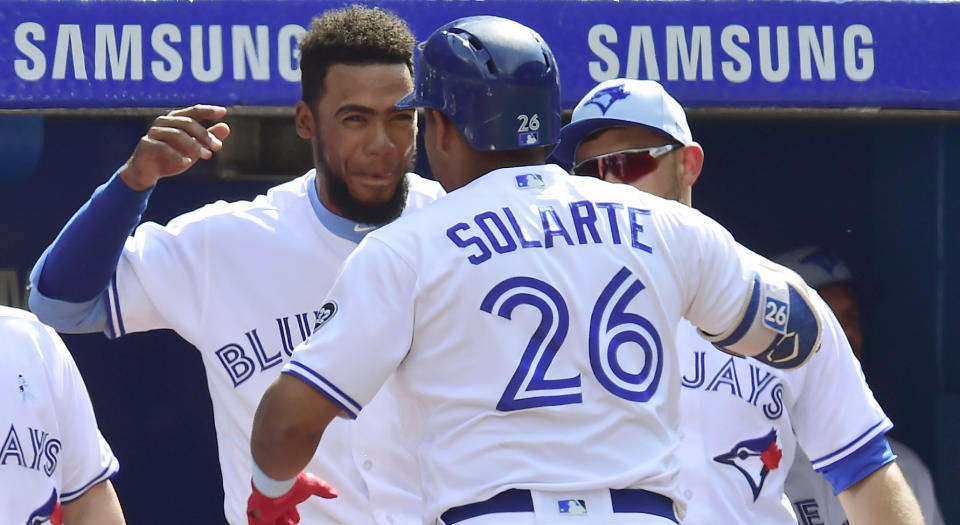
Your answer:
[518,131,540,146]
[557,499,588,515]
[515,174,545,189]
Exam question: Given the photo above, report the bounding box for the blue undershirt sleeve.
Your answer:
[29,171,153,334]
[817,433,896,495]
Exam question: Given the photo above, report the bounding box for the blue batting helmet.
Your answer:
[396,16,561,151]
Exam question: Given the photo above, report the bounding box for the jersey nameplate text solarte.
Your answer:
[446,202,653,265]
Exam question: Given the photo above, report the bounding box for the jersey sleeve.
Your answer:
[672,208,756,336]
[791,295,893,493]
[28,172,153,335]
[282,236,417,419]
[104,212,211,338]
[43,325,120,503]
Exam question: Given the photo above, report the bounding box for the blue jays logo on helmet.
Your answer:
[583,84,630,115]
[713,429,783,501]
[26,488,61,525]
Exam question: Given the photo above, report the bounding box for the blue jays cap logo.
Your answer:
[583,84,630,115]
[713,429,783,501]
[799,249,842,275]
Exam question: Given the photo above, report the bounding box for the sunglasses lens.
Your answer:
[572,159,601,178]
[600,151,659,183]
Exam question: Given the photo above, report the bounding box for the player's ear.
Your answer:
[679,142,705,188]
[428,109,455,154]
[294,101,315,139]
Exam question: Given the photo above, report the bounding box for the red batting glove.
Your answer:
[247,472,338,525]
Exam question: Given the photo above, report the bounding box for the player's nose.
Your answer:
[365,121,398,157]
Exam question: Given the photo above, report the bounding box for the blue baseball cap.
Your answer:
[553,79,692,166]
[775,246,853,290]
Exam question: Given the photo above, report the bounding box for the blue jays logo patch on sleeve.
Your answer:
[313,301,338,331]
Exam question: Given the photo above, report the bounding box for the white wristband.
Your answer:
[252,460,297,498]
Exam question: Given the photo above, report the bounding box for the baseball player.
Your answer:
[553,78,924,524]
[28,6,443,525]
[248,16,825,525]
[779,246,945,525]
[1,305,124,525]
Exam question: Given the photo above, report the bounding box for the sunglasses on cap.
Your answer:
[571,144,683,183]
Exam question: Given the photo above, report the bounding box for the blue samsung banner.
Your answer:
[1,0,958,110]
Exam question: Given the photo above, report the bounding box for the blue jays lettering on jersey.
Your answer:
[1,423,61,477]
[214,308,325,388]
[681,351,785,420]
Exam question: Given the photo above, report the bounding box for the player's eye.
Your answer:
[392,112,415,123]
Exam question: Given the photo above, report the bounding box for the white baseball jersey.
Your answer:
[785,438,945,525]
[0,306,119,523]
[104,170,444,525]
[285,164,782,523]
[674,291,891,524]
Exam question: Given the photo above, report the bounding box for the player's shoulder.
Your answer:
[0,305,49,334]
[0,304,40,323]
[163,171,313,231]
[405,172,446,204]
[0,306,62,354]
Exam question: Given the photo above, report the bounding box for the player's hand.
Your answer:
[247,472,338,525]
[118,104,231,191]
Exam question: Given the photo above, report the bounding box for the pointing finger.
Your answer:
[168,104,228,122]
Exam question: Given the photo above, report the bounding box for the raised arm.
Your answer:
[29,105,229,333]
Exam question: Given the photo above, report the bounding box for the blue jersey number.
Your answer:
[481,266,663,411]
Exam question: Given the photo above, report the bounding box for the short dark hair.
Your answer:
[299,5,416,107]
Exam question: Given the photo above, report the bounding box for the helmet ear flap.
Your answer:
[400,16,562,152]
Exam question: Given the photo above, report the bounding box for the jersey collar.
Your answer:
[306,170,381,244]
